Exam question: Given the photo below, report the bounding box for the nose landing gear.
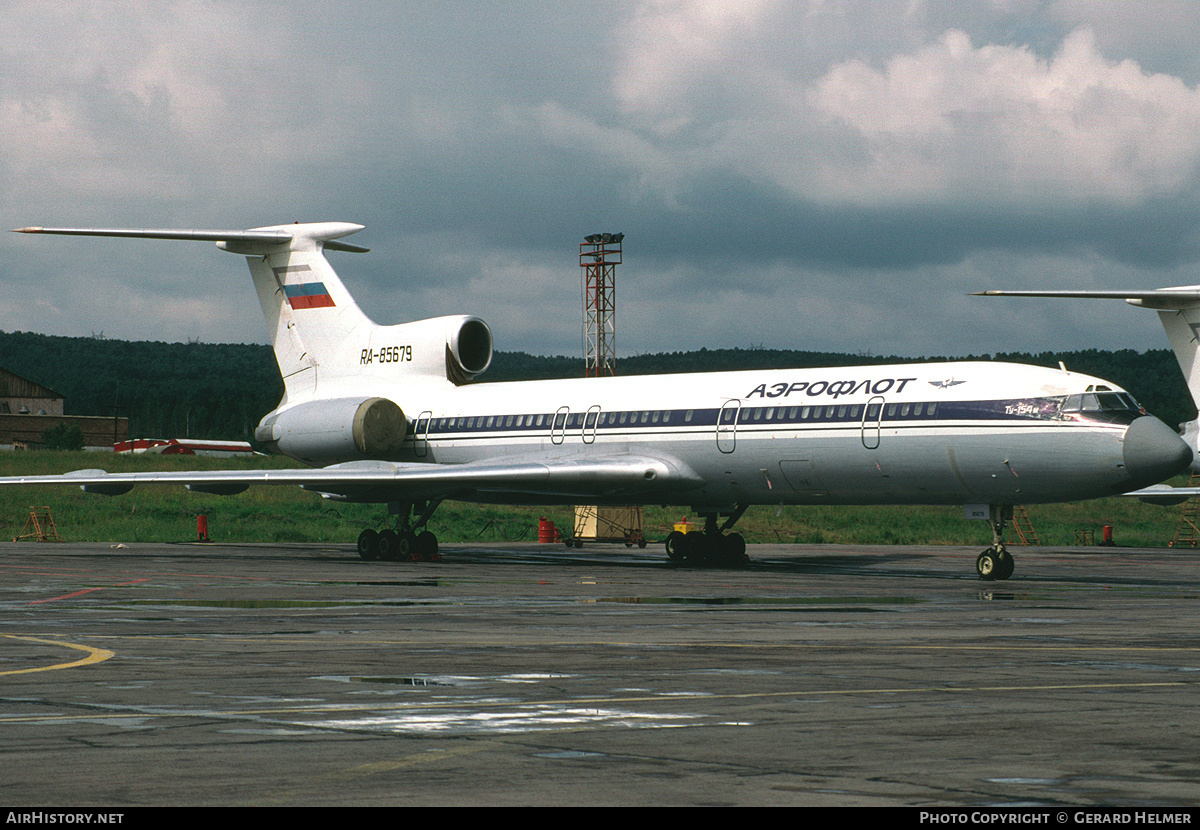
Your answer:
[976,505,1015,581]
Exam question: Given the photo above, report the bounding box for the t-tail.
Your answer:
[976,285,1200,469]
[216,222,492,401]
[12,223,494,462]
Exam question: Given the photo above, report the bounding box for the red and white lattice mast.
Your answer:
[580,233,623,377]
[572,231,644,549]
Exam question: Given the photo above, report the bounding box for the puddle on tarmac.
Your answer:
[101,599,447,609]
[310,706,705,735]
[987,777,1062,786]
[96,595,921,611]
[320,672,574,687]
[597,596,919,607]
[319,675,459,687]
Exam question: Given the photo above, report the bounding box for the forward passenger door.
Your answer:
[717,400,739,453]
[861,396,884,449]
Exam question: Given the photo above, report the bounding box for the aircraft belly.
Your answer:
[938,427,1128,503]
[775,442,967,505]
[719,424,1131,506]
[330,421,1131,507]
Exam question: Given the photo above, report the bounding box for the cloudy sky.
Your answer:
[5,0,1200,363]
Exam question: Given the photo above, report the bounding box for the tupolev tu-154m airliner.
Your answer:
[4,222,1193,580]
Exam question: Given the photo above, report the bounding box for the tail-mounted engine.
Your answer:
[446,316,493,384]
[256,397,407,464]
[363,315,492,385]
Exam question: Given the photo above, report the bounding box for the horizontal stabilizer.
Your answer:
[13,227,293,244]
[11,223,369,253]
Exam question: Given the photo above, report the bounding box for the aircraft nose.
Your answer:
[1123,416,1193,485]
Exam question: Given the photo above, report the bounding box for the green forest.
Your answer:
[0,330,1192,441]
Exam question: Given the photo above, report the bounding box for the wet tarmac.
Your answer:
[1,539,1199,807]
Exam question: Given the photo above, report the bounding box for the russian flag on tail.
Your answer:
[284,282,336,309]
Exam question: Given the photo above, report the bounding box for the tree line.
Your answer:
[0,332,282,441]
[0,330,1192,442]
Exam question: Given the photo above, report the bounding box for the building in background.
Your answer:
[0,367,128,450]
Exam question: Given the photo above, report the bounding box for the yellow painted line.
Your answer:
[0,634,115,676]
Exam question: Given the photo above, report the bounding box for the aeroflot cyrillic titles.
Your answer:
[746,377,917,398]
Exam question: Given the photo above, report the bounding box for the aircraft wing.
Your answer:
[0,453,704,503]
[1120,483,1200,506]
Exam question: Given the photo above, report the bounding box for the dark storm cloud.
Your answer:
[5,1,1200,359]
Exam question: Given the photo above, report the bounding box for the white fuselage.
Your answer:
[276,359,1184,510]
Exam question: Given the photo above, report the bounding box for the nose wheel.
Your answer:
[977,505,1015,580]
[976,546,1014,580]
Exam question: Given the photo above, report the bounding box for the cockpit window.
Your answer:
[1062,392,1142,414]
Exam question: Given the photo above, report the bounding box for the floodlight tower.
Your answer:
[572,232,642,550]
[580,232,623,377]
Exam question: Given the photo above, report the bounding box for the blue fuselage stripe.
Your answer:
[412,397,1137,438]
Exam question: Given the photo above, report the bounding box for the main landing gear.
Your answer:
[976,504,1015,581]
[664,507,750,566]
[357,499,442,562]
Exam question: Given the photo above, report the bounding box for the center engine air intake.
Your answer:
[256,397,407,464]
[446,316,492,384]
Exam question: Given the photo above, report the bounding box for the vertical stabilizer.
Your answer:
[220,223,374,401]
[1152,299,1200,413]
